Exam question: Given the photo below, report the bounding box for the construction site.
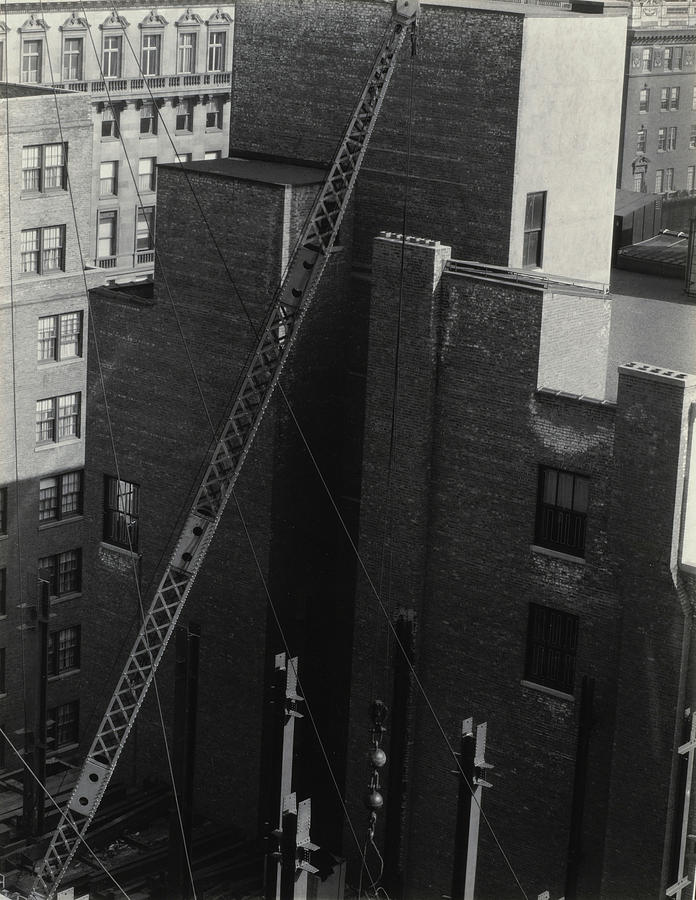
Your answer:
[2,0,696,899]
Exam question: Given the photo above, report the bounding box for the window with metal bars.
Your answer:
[39,471,82,523]
[48,700,79,748]
[37,311,82,362]
[535,466,589,557]
[38,549,81,598]
[104,477,140,550]
[525,603,578,694]
[35,393,80,444]
[48,626,81,676]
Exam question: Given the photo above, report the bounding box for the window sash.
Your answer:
[37,315,57,361]
[688,166,695,192]
[58,393,80,439]
[640,89,649,112]
[22,39,42,82]
[138,157,156,191]
[176,100,192,131]
[21,228,40,273]
[103,35,122,78]
[99,160,117,195]
[523,192,546,268]
[98,212,117,258]
[39,478,59,522]
[135,207,155,251]
[50,626,80,674]
[207,31,225,71]
[39,549,80,597]
[62,37,83,80]
[49,700,79,746]
[140,101,157,135]
[104,477,140,549]
[206,99,221,129]
[42,226,64,271]
[141,33,161,76]
[177,32,196,73]
[22,145,41,191]
[59,311,82,358]
[36,398,55,443]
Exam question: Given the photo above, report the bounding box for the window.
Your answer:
[97,210,117,259]
[22,143,66,192]
[0,569,5,617]
[655,168,664,192]
[177,32,197,72]
[38,311,82,362]
[523,191,546,268]
[175,99,193,132]
[0,649,6,695]
[21,39,42,82]
[661,87,669,111]
[49,626,80,676]
[693,87,696,111]
[535,466,589,557]
[525,603,578,695]
[102,34,122,78]
[665,168,674,191]
[138,156,156,191]
[674,47,683,70]
[671,87,680,110]
[207,31,226,71]
[636,126,647,153]
[658,127,667,152]
[62,37,83,80]
[99,160,118,196]
[174,152,192,164]
[39,549,81,598]
[21,226,65,275]
[35,393,80,444]
[690,125,696,149]
[39,471,82,523]
[668,126,677,151]
[642,47,652,71]
[104,477,140,550]
[205,150,221,160]
[135,207,155,251]
[48,700,79,748]
[0,488,6,535]
[141,32,161,75]
[205,97,222,129]
[640,88,650,113]
[688,166,695,192]
[101,105,119,139]
[140,101,157,136]
[633,172,645,192]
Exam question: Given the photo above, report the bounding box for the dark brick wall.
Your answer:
[600,369,696,899]
[344,236,693,899]
[229,0,523,267]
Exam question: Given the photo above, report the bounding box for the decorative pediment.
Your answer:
[206,8,233,25]
[19,14,48,32]
[61,12,88,31]
[176,9,203,26]
[100,11,130,30]
[140,10,168,28]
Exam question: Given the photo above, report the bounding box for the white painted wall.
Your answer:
[508,14,627,286]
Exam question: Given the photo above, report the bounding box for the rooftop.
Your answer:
[0,83,69,99]
[158,156,326,186]
[422,0,629,15]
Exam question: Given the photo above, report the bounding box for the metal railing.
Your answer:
[445,258,610,295]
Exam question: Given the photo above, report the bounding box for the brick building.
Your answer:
[617,0,696,195]
[0,85,104,783]
[55,0,696,898]
[1,0,234,285]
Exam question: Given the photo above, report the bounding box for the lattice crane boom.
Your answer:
[27,2,419,897]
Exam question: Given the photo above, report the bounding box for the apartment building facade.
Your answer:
[618,0,696,195]
[1,0,234,285]
[0,85,104,782]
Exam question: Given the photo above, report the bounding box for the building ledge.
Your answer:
[531,544,586,565]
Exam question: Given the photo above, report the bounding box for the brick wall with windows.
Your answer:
[344,234,696,900]
[0,86,98,765]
